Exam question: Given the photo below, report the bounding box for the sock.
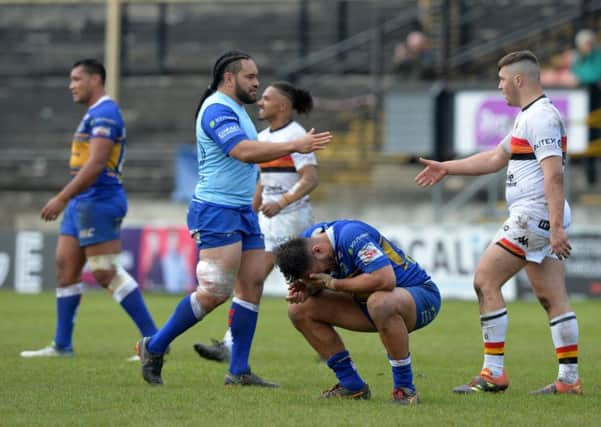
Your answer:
[389,354,415,392]
[117,288,158,337]
[223,327,233,353]
[228,297,259,375]
[110,268,158,337]
[550,312,579,384]
[326,350,366,391]
[53,283,83,351]
[480,307,508,377]
[147,293,205,354]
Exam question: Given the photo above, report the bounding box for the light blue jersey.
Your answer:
[194,91,259,206]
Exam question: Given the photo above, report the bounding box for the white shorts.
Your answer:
[259,204,314,251]
[493,213,566,263]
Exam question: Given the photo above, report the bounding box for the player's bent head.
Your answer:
[497,50,540,82]
[72,58,106,86]
[273,237,312,283]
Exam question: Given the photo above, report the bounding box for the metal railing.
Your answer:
[279,4,420,79]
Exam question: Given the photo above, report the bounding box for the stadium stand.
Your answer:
[1,0,600,201]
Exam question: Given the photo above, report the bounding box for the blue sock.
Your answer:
[147,295,200,354]
[54,285,82,351]
[119,288,158,337]
[327,350,366,391]
[390,354,415,391]
[228,298,258,375]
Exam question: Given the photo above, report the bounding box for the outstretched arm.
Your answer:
[229,129,331,164]
[415,143,510,188]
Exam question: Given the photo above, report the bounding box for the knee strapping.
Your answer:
[196,260,235,299]
[107,265,137,303]
[87,254,119,271]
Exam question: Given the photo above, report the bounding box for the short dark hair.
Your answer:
[270,81,313,114]
[497,50,539,71]
[72,59,106,85]
[273,237,312,282]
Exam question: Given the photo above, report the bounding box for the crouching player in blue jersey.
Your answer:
[20,59,158,359]
[273,220,441,404]
[135,51,332,386]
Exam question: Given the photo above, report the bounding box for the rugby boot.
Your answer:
[129,344,169,362]
[20,342,73,358]
[136,337,164,385]
[530,378,583,395]
[193,339,230,362]
[391,387,420,405]
[224,371,279,388]
[453,368,509,393]
[319,383,371,400]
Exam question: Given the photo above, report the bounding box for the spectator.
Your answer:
[571,29,601,184]
[571,29,601,85]
[392,30,437,80]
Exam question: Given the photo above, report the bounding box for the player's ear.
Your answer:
[91,73,103,87]
[312,243,328,259]
[514,73,523,87]
[223,71,235,87]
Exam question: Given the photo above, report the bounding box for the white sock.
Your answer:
[550,312,579,384]
[223,328,233,353]
[480,307,508,377]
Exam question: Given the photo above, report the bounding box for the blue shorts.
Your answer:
[356,280,441,331]
[187,200,265,251]
[59,189,127,247]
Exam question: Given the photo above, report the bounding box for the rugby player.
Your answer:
[415,50,582,395]
[135,51,331,386]
[21,59,158,358]
[274,219,441,404]
[193,81,319,362]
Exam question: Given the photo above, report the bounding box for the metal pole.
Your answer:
[441,0,450,79]
[104,0,122,101]
[299,0,310,59]
[336,0,348,68]
[157,2,168,74]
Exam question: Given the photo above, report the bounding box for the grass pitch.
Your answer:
[1,291,599,426]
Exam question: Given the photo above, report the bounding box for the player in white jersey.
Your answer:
[193,81,319,362]
[415,50,582,395]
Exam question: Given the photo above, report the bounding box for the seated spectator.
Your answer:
[392,31,437,80]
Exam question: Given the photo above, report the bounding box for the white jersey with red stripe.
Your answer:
[257,121,317,214]
[500,95,570,224]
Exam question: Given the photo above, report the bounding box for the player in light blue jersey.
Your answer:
[21,59,158,359]
[135,51,332,386]
[273,219,441,404]
[193,81,320,363]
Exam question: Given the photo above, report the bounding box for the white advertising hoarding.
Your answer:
[264,224,516,301]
